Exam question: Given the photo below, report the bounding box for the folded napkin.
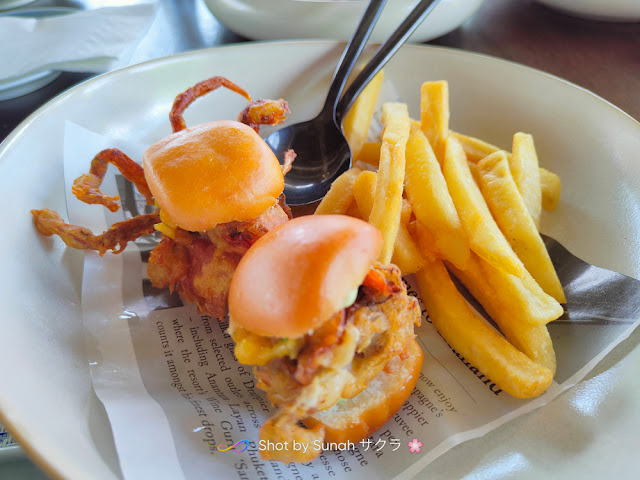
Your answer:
[0,3,157,83]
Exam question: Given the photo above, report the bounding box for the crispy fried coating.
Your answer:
[71,148,154,212]
[170,76,252,132]
[238,99,290,133]
[216,199,291,249]
[148,233,245,319]
[148,202,290,318]
[31,209,159,255]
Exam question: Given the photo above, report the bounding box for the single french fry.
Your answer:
[540,167,561,211]
[354,171,423,275]
[420,81,449,164]
[369,103,410,264]
[355,141,382,168]
[345,201,363,219]
[416,260,553,398]
[467,160,482,186]
[511,133,542,227]
[391,224,425,275]
[477,152,566,303]
[314,167,362,215]
[443,135,525,278]
[451,131,502,163]
[400,198,413,226]
[404,122,470,269]
[343,71,384,160]
[447,253,557,374]
[410,220,439,262]
[352,170,377,219]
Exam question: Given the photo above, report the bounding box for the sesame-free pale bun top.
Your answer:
[143,120,284,231]
[228,215,383,338]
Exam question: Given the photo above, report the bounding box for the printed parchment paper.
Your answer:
[64,122,640,480]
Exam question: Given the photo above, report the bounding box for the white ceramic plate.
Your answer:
[1,41,640,480]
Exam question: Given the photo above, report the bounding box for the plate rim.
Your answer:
[1,39,639,161]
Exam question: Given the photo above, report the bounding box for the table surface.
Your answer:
[0,0,638,478]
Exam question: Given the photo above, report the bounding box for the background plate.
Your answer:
[1,41,639,480]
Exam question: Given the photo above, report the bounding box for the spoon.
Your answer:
[265,0,443,205]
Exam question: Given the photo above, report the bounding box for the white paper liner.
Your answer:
[63,121,640,479]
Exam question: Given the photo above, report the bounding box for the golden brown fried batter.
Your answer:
[148,202,290,318]
[238,99,290,133]
[71,148,154,212]
[31,209,160,256]
[216,200,292,249]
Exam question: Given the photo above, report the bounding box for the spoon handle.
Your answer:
[336,0,443,121]
[320,0,388,119]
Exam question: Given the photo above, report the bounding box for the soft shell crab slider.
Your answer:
[227,214,423,463]
[31,76,295,318]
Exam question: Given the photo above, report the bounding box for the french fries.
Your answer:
[477,152,566,303]
[446,254,557,374]
[369,103,410,264]
[416,260,553,398]
[343,71,384,160]
[345,201,363,220]
[414,219,561,326]
[352,170,377,219]
[400,198,413,226]
[316,77,567,400]
[355,141,382,167]
[443,135,525,278]
[420,81,449,164]
[353,170,424,275]
[452,131,561,212]
[540,167,561,211]
[314,167,362,215]
[391,225,426,275]
[511,133,542,227]
[404,122,470,269]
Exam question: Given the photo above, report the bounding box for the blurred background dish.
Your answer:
[536,0,640,22]
[0,7,80,101]
[0,0,35,11]
[203,0,485,42]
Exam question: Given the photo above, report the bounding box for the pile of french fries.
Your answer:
[316,74,565,399]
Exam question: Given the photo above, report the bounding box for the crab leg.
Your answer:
[31,208,160,256]
[71,148,153,213]
[170,76,252,132]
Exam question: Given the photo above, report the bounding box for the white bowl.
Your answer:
[536,0,640,22]
[0,0,35,11]
[204,0,485,42]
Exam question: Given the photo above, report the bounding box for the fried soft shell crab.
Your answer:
[31,76,295,318]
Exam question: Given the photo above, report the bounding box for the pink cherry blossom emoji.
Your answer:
[407,438,423,453]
